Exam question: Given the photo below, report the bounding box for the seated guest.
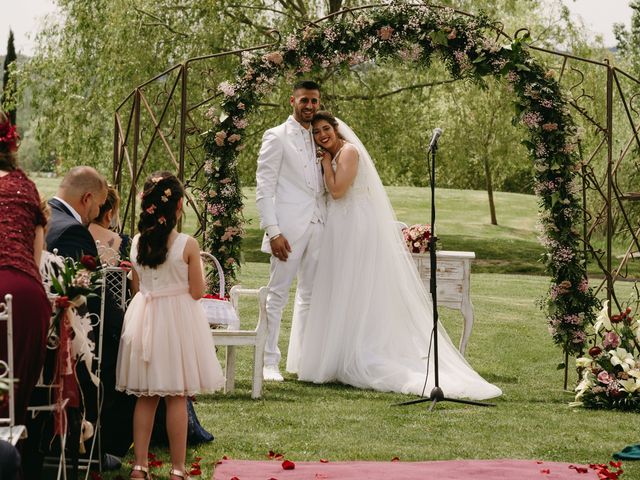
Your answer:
[46,167,133,470]
[89,185,129,266]
[46,166,108,259]
[0,112,50,476]
[0,439,21,480]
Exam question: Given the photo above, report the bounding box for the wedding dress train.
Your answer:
[286,121,501,401]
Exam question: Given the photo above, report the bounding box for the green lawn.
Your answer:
[130,268,638,479]
[31,176,640,478]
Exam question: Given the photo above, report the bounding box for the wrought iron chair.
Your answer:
[0,294,27,446]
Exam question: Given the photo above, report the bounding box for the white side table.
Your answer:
[411,251,475,356]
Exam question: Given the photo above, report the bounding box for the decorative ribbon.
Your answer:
[139,285,189,362]
[53,295,84,436]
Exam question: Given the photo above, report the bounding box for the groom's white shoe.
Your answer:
[263,365,284,382]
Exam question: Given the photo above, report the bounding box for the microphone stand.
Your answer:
[395,134,494,410]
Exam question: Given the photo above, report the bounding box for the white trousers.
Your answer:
[264,222,323,367]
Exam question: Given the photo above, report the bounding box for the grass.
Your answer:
[113,268,639,479]
[239,186,549,274]
[32,177,640,478]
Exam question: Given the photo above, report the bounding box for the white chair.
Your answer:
[395,221,409,232]
[0,294,27,446]
[210,286,268,399]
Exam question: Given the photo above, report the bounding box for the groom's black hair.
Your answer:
[293,80,320,92]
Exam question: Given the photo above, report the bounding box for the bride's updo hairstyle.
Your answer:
[137,171,184,268]
[311,111,343,138]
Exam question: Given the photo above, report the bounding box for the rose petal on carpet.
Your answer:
[213,459,599,479]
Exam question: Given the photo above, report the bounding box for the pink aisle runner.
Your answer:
[213,459,602,479]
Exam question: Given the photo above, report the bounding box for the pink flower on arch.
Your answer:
[522,111,543,129]
[378,26,394,40]
[262,51,284,65]
[298,57,313,73]
[218,81,236,97]
[233,117,248,129]
[215,131,227,146]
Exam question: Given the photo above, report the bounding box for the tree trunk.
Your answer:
[482,108,499,225]
[328,0,343,14]
[483,155,498,225]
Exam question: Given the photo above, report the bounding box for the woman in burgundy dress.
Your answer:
[0,111,50,428]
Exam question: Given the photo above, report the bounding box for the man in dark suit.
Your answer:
[44,166,133,471]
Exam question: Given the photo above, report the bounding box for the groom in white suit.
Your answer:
[256,80,326,381]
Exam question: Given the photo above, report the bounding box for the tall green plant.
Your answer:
[2,30,17,124]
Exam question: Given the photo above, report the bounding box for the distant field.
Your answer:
[33,175,639,278]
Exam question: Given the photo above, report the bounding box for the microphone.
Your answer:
[429,128,443,151]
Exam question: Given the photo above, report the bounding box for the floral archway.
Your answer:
[201,3,599,360]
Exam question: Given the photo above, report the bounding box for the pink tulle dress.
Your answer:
[116,233,224,396]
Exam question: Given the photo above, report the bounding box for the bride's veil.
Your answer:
[294,117,501,399]
[335,118,459,352]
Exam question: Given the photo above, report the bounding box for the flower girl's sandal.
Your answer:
[130,465,149,479]
[169,468,191,480]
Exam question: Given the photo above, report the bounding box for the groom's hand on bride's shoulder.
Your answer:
[270,234,291,261]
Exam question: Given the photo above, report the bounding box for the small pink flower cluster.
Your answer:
[378,25,394,40]
[215,131,227,146]
[298,57,313,73]
[522,111,543,129]
[553,245,575,264]
[578,278,589,293]
[323,27,337,42]
[533,179,557,196]
[535,142,547,157]
[233,117,248,129]
[221,226,243,242]
[262,51,284,65]
[218,81,236,97]
[285,35,298,51]
[207,203,226,216]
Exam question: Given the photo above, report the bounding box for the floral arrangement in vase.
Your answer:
[573,300,640,411]
[402,224,432,254]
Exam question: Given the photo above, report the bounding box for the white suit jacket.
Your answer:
[256,116,327,254]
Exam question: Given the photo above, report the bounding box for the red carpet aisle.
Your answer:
[213,459,603,479]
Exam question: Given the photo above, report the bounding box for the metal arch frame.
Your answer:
[113,3,640,314]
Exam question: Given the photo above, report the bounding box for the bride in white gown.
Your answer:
[286,111,501,400]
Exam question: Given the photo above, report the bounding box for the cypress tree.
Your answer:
[2,30,17,124]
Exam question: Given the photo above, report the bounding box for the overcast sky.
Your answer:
[0,0,635,56]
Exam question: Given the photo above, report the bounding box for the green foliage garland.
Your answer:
[202,2,599,357]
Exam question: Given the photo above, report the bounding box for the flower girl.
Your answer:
[116,172,224,479]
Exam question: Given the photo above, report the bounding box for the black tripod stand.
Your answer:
[395,128,494,410]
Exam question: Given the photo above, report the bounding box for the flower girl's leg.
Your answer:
[132,396,161,476]
[165,395,188,475]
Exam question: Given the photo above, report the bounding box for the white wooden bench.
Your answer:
[411,251,476,356]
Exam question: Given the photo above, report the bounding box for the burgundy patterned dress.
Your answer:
[0,169,51,426]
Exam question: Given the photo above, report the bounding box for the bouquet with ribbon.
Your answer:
[47,254,102,435]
